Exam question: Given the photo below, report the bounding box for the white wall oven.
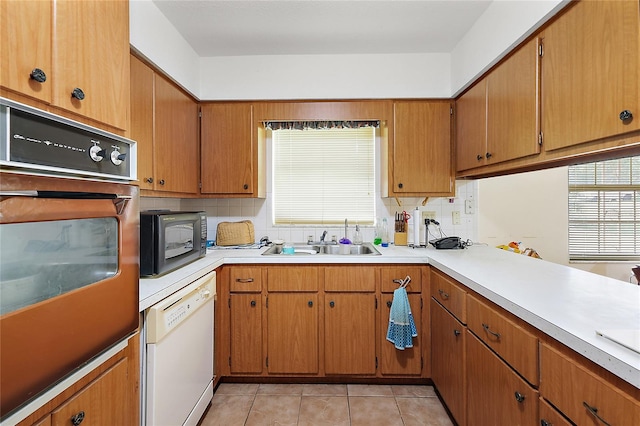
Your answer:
[0,98,138,420]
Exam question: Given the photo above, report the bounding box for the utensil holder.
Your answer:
[394,232,408,246]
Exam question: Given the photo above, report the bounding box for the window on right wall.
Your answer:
[568,156,640,261]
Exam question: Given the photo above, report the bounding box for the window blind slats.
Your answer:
[568,156,640,261]
[272,127,375,226]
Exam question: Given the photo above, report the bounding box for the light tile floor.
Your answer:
[199,383,454,426]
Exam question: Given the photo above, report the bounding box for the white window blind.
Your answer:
[568,156,640,261]
[272,127,375,225]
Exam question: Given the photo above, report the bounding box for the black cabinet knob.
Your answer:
[540,420,551,426]
[71,87,85,100]
[485,152,492,159]
[386,301,392,308]
[308,300,313,307]
[243,184,249,190]
[250,300,256,307]
[620,109,633,122]
[398,183,403,189]
[454,329,461,336]
[71,411,85,425]
[159,179,165,185]
[30,68,46,83]
[476,154,483,161]
[329,301,335,308]
[145,177,154,184]
[514,391,525,403]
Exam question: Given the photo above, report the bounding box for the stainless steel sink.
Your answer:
[262,242,381,256]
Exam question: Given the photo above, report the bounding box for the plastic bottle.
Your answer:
[381,218,389,247]
[373,218,383,245]
[353,225,363,245]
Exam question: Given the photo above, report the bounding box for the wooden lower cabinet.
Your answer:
[267,293,319,374]
[539,397,572,426]
[229,293,263,374]
[431,299,466,426]
[51,359,128,426]
[325,293,376,375]
[466,331,539,425]
[16,334,138,426]
[380,293,422,376]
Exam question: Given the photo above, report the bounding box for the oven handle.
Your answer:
[0,191,132,215]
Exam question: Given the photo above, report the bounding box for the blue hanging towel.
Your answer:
[386,286,418,350]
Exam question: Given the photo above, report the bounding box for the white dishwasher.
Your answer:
[145,271,215,426]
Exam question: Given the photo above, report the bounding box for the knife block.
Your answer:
[394,232,408,246]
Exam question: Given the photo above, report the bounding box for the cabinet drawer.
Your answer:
[267,267,319,292]
[540,343,640,425]
[380,266,422,293]
[230,267,262,292]
[325,266,375,292]
[539,397,572,426]
[430,269,466,323]
[467,295,538,386]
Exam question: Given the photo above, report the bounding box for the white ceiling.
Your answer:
[152,0,493,57]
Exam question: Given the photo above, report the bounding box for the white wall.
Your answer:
[450,0,567,95]
[477,168,638,283]
[130,0,568,99]
[199,53,451,100]
[129,0,200,97]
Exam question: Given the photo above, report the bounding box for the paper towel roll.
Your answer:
[413,208,421,246]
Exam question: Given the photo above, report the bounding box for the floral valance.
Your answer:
[264,120,380,131]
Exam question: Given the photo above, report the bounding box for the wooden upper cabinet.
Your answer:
[486,37,540,164]
[0,0,52,104]
[392,101,453,196]
[53,0,130,131]
[129,56,154,191]
[456,37,540,173]
[456,79,487,172]
[201,103,256,195]
[541,0,640,150]
[154,75,199,193]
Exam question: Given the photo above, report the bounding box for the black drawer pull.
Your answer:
[71,87,85,100]
[250,300,256,307]
[482,323,501,339]
[619,109,633,122]
[438,289,449,299]
[30,68,47,82]
[514,391,525,403]
[583,401,612,426]
[236,278,254,283]
[71,411,85,425]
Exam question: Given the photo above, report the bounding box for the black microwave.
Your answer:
[140,211,207,276]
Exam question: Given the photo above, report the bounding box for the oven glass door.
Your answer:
[0,173,139,419]
[1,218,118,315]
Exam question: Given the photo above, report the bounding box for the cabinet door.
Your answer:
[201,103,254,195]
[393,101,452,195]
[430,299,466,426]
[267,293,318,374]
[51,359,128,426]
[325,293,376,375]
[154,75,199,193]
[129,56,155,191]
[229,293,263,374]
[467,332,539,426]
[380,293,422,376]
[456,79,487,172]
[53,0,129,130]
[542,0,640,150]
[0,0,52,103]
[486,37,540,164]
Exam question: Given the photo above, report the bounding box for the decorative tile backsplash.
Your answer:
[141,179,478,246]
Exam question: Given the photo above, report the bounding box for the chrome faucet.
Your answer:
[320,230,328,244]
[344,218,349,241]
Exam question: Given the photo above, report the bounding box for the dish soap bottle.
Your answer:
[353,225,363,245]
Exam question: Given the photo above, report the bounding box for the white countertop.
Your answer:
[139,244,640,388]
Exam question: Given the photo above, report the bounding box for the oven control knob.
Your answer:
[89,145,107,162]
[110,151,127,166]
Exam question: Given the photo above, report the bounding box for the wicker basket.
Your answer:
[216,220,255,246]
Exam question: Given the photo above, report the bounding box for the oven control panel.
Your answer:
[0,98,137,181]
